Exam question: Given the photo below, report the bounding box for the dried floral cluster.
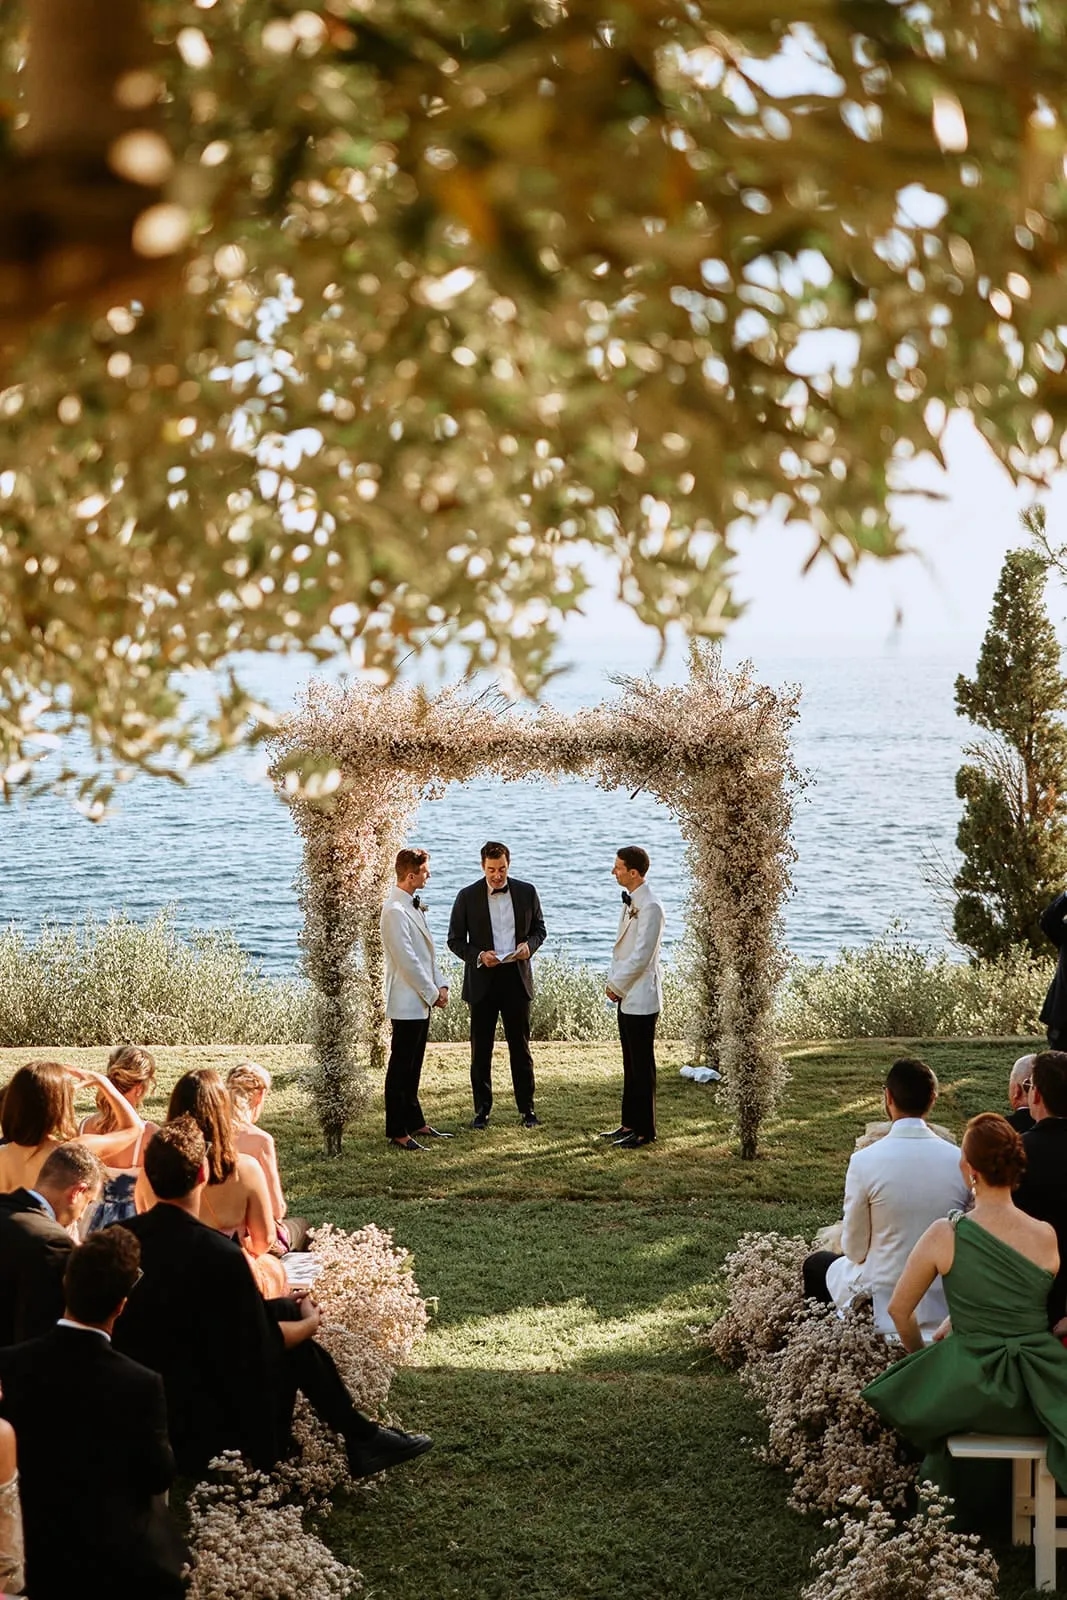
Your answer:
[269,645,801,1157]
[702,1230,813,1367]
[802,1485,999,1600]
[187,1224,429,1593]
[186,1454,359,1600]
[742,1308,915,1513]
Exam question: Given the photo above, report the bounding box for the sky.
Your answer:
[560,411,1067,672]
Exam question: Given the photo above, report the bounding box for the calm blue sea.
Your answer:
[0,648,969,975]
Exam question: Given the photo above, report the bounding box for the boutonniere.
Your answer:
[412,895,429,912]
[626,906,638,923]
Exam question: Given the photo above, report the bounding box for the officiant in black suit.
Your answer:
[447,841,547,1128]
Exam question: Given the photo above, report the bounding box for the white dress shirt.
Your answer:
[607,880,665,1015]
[826,1117,970,1339]
[486,883,517,959]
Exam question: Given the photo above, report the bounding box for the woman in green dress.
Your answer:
[863,1112,1067,1507]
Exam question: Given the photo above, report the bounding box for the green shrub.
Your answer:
[776,929,1047,1039]
[0,910,311,1046]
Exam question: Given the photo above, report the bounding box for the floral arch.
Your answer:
[269,647,801,1159]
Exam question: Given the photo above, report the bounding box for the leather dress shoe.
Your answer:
[469,1113,490,1130]
[598,1126,629,1141]
[391,1136,426,1151]
[347,1425,433,1478]
[414,1126,454,1139]
[520,1113,541,1128]
[614,1132,655,1148]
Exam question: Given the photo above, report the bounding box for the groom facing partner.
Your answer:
[447,841,547,1129]
[380,848,451,1151]
[602,846,665,1149]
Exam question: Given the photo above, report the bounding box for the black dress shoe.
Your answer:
[469,1113,490,1130]
[520,1113,540,1128]
[414,1126,454,1139]
[391,1136,426,1151]
[347,1425,433,1478]
[614,1132,655,1148]
[598,1126,629,1141]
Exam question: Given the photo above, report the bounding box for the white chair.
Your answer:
[946,1433,1064,1591]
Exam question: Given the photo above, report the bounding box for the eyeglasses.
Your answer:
[129,1269,144,1291]
[1023,1079,1034,1093]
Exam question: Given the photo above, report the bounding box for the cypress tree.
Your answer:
[953,520,1067,959]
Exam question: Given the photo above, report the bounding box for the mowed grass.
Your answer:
[0,1038,1050,1598]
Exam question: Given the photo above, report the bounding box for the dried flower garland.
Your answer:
[270,645,801,1157]
[802,1486,999,1600]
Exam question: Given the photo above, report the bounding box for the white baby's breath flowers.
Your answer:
[802,1484,998,1600]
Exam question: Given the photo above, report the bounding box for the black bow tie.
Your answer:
[491,885,510,895]
[621,891,632,906]
[412,895,422,909]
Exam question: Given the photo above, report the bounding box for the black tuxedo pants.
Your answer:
[270,1300,378,1450]
[470,965,535,1117]
[384,1016,430,1138]
[618,1008,658,1140]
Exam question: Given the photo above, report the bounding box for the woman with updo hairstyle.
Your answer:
[863,1112,1067,1523]
[78,1045,159,1231]
[227,1062,308,1253]
[0,1060,145,1194]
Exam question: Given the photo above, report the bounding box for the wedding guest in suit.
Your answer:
[1014,1049,1067,1330]
[0,1059,144,1194]
[1040,890,1067,1047]
[801,1058,969,1338]
[381,848,451,1151]
[1006,1052,1037,1134]
[0,1227,188,1598]
[447,841,547,1129]
[0,1144,104,1345]
[116,1117,432,1480]
[601,846,665,1149]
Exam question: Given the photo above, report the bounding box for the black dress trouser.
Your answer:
[618,1008,658,1140]
[470,965,535,1117]
[384,1016,431,1138]
[269,1299,377,1449]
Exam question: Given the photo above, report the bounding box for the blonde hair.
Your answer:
[226,1061,272,1126]
[95,1045,157,1135]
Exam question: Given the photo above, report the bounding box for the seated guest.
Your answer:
[1006,1052,1037,1134]
[1014,1049,1067,1331]
[0,1060,144,1193]
[115,1117,433,1481]
[137,1068,274,1261]
[802,1057,969,1338]
[864,1113,1067,1514]
[79,1044,159,1231]
[0,1229,187,1598]
[227,1062,308,1253]
[0,1145,104,1345]
[0,1398,23,1598]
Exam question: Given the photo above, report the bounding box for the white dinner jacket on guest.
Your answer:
[607,881,665,1016]
[380,887,445,1021]
[825,1118,970,1340]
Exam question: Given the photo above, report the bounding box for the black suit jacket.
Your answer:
[0,1188,73,1347]
[1015,1117,1067,1324]
[1040,891,1067,1032]
[113,1205,284,1475]
[1007,1105,1036,1135]
[447,877,547,1003]
[0,1324,187,1598]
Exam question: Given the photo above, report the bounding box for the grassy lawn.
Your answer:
[1,1038,1051,1597]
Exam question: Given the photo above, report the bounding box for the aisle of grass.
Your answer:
[0,1038,1048,1597]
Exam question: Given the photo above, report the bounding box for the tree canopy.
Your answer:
[4,1,1067,803]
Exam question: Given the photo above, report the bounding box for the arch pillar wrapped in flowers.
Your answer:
[270,647,800,1158]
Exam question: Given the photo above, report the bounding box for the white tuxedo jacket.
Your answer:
[380,887,445,1020]
[826,1118,969,1339]
[607,881,665,1015]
